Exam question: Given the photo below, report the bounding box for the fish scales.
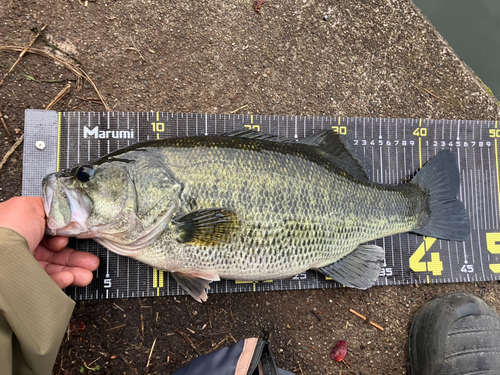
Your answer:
[139,136,422,279]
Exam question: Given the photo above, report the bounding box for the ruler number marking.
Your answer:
[486,233,500,273]
[461,265,474,273]
[152,122,165,132]
[413,128,427,137]
[153,268,164,296]
[489,129,500,138]
[409,237,443,276]
[331,126,347,135]
[379,268,393,277]
[244,124,260,131]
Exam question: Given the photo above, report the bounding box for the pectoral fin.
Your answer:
[317,244,385,289]
[171,272,221,302]
[173,208,238,246]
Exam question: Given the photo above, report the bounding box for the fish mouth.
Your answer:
[42,173,92,236]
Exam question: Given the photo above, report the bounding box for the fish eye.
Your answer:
[76,165,94,182]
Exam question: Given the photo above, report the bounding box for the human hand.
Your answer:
[0,197,100,289]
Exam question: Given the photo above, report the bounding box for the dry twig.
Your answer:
[141,313,145,336]
[127,36,145,61]
[230,104,248,114]
[310,310,322,321]
[349,308,384,331]
[341,359,351,370]
[87,356,101,367]
[0,105,12,140]
[146,338,157,369]
[107,324,126,332]
[0,135,24,172]
[228,332,237,343]
[77,96,102,104]
[175,330,203,356]
[0,46,111,111]
[0,25,46,87]
[45,84,71,110]
[204,337,228,355]
[412,83,448,103]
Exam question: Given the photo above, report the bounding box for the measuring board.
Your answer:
[22,109,500,301]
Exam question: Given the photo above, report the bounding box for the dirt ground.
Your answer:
[1,0,500,374]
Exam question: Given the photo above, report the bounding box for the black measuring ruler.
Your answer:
[22,110,500,300]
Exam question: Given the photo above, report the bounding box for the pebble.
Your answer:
[323,15,329,21]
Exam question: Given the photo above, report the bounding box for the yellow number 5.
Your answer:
[487,233,500,273]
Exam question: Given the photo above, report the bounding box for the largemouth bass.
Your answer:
[43,130,470,301]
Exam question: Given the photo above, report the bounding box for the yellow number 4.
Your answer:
[153,268,164,296]
[413,128,427,137]
[409,237,443,276]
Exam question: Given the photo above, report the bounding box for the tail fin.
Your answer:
[410,150,470,241]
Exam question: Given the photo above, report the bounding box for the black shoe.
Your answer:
[407,292,500,375]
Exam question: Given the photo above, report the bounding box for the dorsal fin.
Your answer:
[222,128,368,181]
[222,129,289,143]
[299,130,369,181]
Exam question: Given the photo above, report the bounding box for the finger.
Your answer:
[0,197,46,253]
[40,235,69,252]
[69,268,95,287]
[40,262,96,288]
[34,246,100,271]
[50,271,76,289]
[32,244,52,262]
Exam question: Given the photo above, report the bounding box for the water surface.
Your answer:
[413,0,500,99]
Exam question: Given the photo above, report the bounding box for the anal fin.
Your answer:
[171,272,220,302]
[318,244,384,289]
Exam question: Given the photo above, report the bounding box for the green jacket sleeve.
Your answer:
[0,228,75,375]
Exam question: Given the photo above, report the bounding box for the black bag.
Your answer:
[172,331,293,375]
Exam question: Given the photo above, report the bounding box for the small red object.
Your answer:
[330,340,347,362]
[254,0,267,13]
[71,321,86,335]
